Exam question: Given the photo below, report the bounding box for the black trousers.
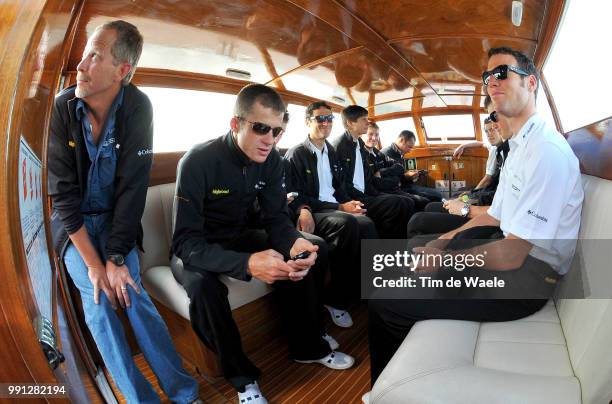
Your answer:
[391,189,430,211]
[363,193,413,238]
[406,211,469,238]
[313,210,370,309]
[180,229,330,391]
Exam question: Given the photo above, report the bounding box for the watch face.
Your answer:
[110,255,124,266]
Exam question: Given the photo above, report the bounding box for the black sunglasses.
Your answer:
[482,64,529,86]
[238,117,284,138]
[489,111,498,123]
[309,114,334,123]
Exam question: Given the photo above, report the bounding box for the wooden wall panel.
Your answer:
[566,116,612,181]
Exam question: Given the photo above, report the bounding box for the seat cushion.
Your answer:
[142,266,272,319]
[370,301,581,404]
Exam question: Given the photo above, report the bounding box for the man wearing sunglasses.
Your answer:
[172,84,354,404]
[368,47,584,387]
[284,101,379,329]
[331,105,414,238]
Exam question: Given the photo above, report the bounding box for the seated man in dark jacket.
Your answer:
[330,105,413,238]
[172,85,354,404]
[284,101,378,329]
[380,130,442,202]
[47,21,199,403]
[361,122,430,210]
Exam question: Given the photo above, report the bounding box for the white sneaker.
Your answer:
[295,351,355,370]
[362,391,370,403]
[322,333,339,350]
[238,382,267,404]
[324,305,353,328]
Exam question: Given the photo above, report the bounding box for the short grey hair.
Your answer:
[96,20,143,86]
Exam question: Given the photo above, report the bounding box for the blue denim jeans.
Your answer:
[64,213,198,404]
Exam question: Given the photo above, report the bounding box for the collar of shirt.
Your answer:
[307,138,327,155]
[75,86,125,122]
[509,113,542,151]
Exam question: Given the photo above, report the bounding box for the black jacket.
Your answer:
[380,142,403,163]
[330,131,379,199]
[471,140,510,205]
[172,132,301,281]
[48,84,154,257]
[364,147,405,192]
[284,137,351,213]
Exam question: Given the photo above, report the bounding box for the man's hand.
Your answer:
[248,249,294,284]
[297,208,315,233]
[443,198,465,216]
[404,170,419,181]
[412,246,444,272]
[453,144,466,159]
[287,238,319,280]
[106,260,140,309]
[87,264,117,309]
[339,200,367,215]
[374,171,381,178]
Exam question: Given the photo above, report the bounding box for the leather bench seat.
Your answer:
[369,175,612,404]
[139,182,273,319]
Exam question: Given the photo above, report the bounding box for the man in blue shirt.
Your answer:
[48,20,199,403]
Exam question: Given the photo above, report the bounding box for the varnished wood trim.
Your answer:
[368,95,425,109]
[259,45,286,91]
[150,152,185,186]
[266,46,364,86]
[345,87,357,106]
[540,73,563,133]
[376,106,478,121]
[565,115,612,181]
[388,32,537,44]
[533,0,567,69]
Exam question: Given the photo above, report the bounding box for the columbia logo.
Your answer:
[527,209,548,223]
[137,149,153,156]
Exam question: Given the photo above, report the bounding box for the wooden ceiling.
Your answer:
[67,0,563,118]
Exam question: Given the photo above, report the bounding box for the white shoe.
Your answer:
[324,305,353,328]
[295,351,355,370]
[238,382,267,404]
[322,333,339,350]
[362,391,370,403]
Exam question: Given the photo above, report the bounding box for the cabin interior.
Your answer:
[1,0,611,403]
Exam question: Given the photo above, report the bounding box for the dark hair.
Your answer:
[234,83,285,118]
[283,111,290,124]
[341,105,368,128]
[368,121,379,129]
[483,95,492,110]
[305,101,332,119]
[398,130,416,142]
[487,47,539,98]
[484,117,492,125]
[97,20,143,86]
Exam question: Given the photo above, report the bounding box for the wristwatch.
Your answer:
[108,254,125,266]
[460,203,471,218]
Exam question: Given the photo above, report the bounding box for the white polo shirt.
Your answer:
[307,140,338,203]
[485,143,498,176]
[352,138,365,193]
[488,113,584,275]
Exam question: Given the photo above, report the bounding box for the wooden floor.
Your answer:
[115,302,370,403]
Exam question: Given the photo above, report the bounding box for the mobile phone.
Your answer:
[290,251,311,260]
[287,192,299,198]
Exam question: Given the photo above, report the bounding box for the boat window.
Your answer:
[376,117,419,148]
[421,114,475,144]
[543,0,612,131]
[141,87,235,153]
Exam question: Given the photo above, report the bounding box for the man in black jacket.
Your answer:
[330,105,413,238]
[284,101,378,329]
[172,85,354,404]
[361,122,430,210]
[380,130,442,202]
[47,21,199,403]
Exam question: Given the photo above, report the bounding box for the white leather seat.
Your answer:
[139,182,273,320]
[369,175,612,404]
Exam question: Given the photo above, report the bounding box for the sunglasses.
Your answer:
[238,117,284,138]
[489,111,498,123]
[309,114,334,123]
[482,64,529,86]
